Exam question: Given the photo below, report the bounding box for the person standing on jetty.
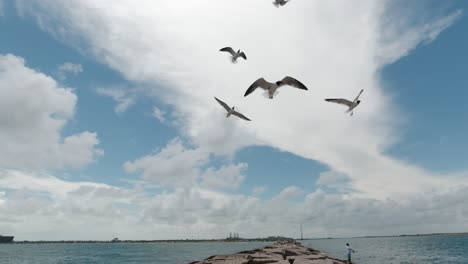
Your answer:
[346,243,356,263]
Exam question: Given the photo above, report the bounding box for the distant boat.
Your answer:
[0,235,14,243]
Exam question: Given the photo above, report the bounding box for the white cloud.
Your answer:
[152,106,166,123]
[125,139,247,190]
[124,138,209,188]
[274,186,304,201]
[316,171,351,190]
[96,87,136,114]
[201,163,247,190]
[56,62,83,80]
[1,170,468,240]
[0,54,102,170]
[376,8,463,65]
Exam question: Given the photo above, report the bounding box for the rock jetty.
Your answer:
[190,241,347,264]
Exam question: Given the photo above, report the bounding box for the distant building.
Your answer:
[226,232,241,240]
[0,235,14,243]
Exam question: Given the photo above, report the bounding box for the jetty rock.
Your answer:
[190,241,347,264]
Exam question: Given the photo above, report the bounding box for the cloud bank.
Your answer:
[1,170,467,240]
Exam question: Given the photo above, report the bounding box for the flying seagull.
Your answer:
[214,97,251,121]
[325,89,364,116]
[219,47,247,63]
[244,76,308,99]
[273,0,290,7]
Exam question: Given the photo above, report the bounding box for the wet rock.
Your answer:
[190,241,347,264]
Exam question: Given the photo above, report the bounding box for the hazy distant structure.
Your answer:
[300,224,303,240]
[227,232,240,240]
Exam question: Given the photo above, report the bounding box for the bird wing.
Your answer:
[232,110,251,121]
[214,97,231,112]
[244,78,271,97]
[279,76,308,90]
[353,89,364,102]
[219,47,236,56]
[325,98,353,107]
[239,52,247,60]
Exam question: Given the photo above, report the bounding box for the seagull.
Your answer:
[214,97,251,121]
[325,89,364,116]
[244,76,308,99]
[273,0,290,7]
[219,47,247,63]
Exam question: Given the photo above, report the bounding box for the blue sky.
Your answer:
[0,1,467,240]
[383,10,468,172]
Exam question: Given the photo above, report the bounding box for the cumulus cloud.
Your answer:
[200,163,247,190]
[124,139,247,190]
[0,170,142,240]
[315,171,352,191]
[56,62,83,80]
[2,170,467,240]
[96,87,136,114]
[274,186,305,201]
[124,138,209,188]
[0,54,102,170]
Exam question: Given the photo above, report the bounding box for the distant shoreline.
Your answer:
[306,232,468,240]
[8,232,468,244]
[12,238,285,244]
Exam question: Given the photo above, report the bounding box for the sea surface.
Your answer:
[302,235,467,264]
[0,241,272,264]
[0,235,467,264]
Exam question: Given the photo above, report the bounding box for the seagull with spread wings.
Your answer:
[325,89,364,116]
[219,47,247,63]
[273,0,290,7]
[214,97,251,121]
[244,76,308,99]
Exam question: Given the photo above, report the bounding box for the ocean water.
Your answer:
[0,241,272,264]
[303,235,468,264]
[0,235,466,264]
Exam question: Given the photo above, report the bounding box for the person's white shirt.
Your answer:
[347,245,355,254]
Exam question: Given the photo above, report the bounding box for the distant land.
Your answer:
[303,232,468,240]
[9,232,468,244]
[13,236,295,244]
